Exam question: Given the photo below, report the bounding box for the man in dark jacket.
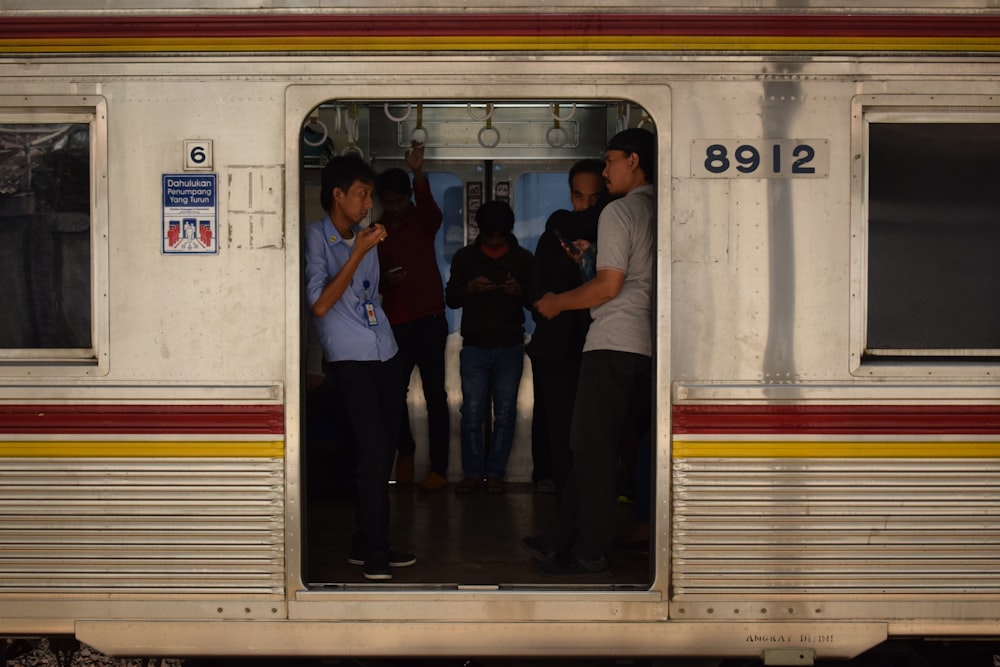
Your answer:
[526,159,607,499]
[445,201,533,495]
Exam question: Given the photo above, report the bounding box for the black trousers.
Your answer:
[543,349,652,563]
[530,356,581,499]
[392,313,451,475]
[328,353,406,557]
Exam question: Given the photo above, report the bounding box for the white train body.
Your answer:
[0,1,998,662]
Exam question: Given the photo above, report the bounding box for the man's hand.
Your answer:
[405,141,425,174]
[356,223,387,255]
[534,292,561,320]
[499,276,523,296]
[468,275,497,293]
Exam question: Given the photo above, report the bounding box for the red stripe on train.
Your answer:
[1,14,999,39]
[673,404,1000,435]
[0,405,284,435]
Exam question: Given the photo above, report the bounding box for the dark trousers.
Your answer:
[543,349,652,563]
[392,313,450,476]
[328,353,406,557]
[530,395,549,482]
[530,357,581,500]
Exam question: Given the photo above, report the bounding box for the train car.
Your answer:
[1,1,999,663]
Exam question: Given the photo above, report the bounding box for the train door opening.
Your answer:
[298,100,655,589]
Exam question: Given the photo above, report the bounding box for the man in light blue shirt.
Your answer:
[304,155,415,581]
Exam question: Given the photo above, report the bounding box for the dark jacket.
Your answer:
[445,234,533,348]
[376,178,445,325]
[526,204,601,364]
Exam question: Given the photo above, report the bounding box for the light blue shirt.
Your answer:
[305,217,398,363]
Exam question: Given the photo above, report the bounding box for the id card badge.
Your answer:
[363,300,378,327]
[361,280,378,327]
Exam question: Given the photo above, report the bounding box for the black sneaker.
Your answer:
[521,536,557,563]
[348,549,417,568]
[363,553,392,581]
[538,554,612,579]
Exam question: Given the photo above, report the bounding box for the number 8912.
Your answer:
[692,139,828,178]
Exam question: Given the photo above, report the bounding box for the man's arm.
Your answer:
[308,224,384,318]
[409,143,444,230]
[533,268,625,320]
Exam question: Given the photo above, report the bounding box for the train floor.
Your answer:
[305,481,651,588]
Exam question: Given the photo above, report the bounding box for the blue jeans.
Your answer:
[458,344,524,479]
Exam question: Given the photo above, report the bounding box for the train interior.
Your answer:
[299,100,655,589]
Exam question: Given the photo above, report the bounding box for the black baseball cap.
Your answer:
[606,127,656,163]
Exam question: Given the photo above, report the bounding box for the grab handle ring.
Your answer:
[342,143,364,157]
[546,125,569,148]
[549,103,577,122]
[384,103,412,123]
[477,125,500,149]
[467,103,494,122]
[616,102,631,133]
[332,104,343,133]
[409,103,427,145]
[302,117,329,147]
[342,104,364,157]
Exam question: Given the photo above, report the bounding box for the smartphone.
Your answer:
[552,229,581,257]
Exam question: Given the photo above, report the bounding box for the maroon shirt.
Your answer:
[376,178,446,326]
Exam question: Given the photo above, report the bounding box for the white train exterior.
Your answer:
[0,1,999,662]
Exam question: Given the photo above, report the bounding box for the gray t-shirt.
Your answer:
[583,184,654,357]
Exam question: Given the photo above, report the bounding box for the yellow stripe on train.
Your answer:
[672,440,1000,458]
[0,441,285,458]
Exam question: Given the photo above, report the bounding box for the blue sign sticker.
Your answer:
[162,173,219,254]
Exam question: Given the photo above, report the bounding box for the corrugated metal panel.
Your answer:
[0,458,284,595]
[672,458,1000,596]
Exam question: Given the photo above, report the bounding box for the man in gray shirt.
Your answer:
[526,127,656,577]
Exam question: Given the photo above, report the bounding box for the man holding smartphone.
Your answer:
[445,201,533,495]
[526,159,607,500]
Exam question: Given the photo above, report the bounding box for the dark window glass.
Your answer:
[513,172,572,336]
[0,123,91,350]
[427,172,463,334]
[867,122,1000,353]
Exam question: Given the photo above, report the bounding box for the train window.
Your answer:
[513,171,574,336]
[0,101,107,373]
[513,171,571,261]
[864,118,1000,360]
